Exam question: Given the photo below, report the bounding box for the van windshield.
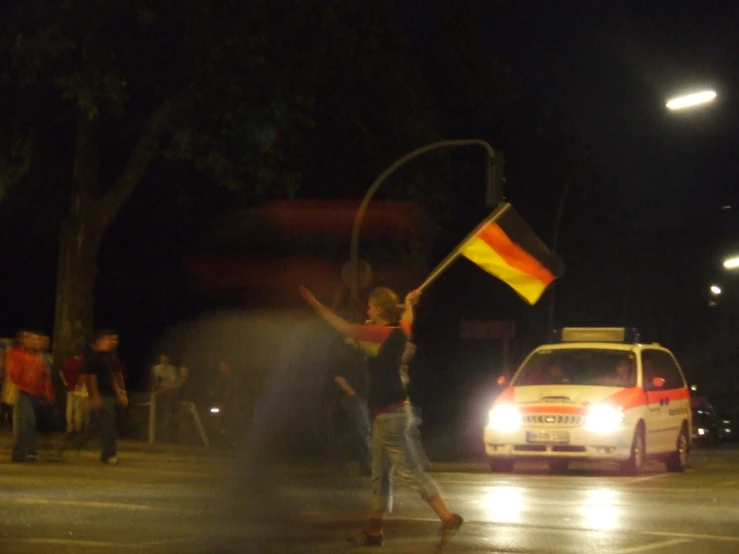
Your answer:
[513,349,637,387]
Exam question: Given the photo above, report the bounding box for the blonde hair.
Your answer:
[369,287,402,323]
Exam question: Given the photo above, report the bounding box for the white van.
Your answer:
[484,327,691,475]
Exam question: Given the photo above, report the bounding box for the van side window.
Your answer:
[642,350,685,390]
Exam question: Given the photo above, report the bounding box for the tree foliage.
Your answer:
[0,0,510,360]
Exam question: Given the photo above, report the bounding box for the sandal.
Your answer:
[348,529,384,546]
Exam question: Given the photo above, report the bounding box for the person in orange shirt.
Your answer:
[1,336,20,431]
[7,331,55,463]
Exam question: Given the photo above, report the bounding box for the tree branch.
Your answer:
[99,99,173,224]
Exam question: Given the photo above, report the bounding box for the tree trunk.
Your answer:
[52,216,104,368]
[50,100,170,367]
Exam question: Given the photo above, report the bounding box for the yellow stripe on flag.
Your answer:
[460,235,549,304]
[358,341,382,357]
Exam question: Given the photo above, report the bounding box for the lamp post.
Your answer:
[546,149,589,332]
[348,139,502,305]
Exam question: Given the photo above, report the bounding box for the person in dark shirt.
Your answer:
[299,285,462,548]
[207,360,242,449]
[80,329,127,465]
[331,336,371,475]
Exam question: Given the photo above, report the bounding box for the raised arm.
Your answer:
[400,289,421,336]
[299,285,359,338]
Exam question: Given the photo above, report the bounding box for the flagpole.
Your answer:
[417,202,511,292]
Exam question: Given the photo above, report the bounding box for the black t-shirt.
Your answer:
[367,328,408,412]
[331,342,369,399]
[83,350,120,397]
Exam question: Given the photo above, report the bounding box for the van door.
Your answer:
[642,349,689,454]
[642,350,669,453]
[659,351,690,447]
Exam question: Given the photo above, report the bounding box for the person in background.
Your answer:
[7,331,55,462]
[1,335,21,432]
[60,350,88,437]
[39,334,53,372]
[331,336,372,476]
[207,360,241,449]
[178,365,191,401]
[152,354,180,442]
[299,285,463,548]
[80,329,127,465]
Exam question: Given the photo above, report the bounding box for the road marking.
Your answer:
[612,538,692,553]
[644,531,739,543]
[380,518,739,544]
[142,537,199,546]
[3,538,141,549]
[0,474,194,489]
[718,479,739,487]
[0,465,220,479]
[628,473,670,483]
[435,479,706,495]
[3,497,203,513]
[89,465,220,478]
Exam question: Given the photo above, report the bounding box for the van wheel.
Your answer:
[489,459,514,473]
[665,426,689,472]
[548,459,569,473]
[620,427,645,476]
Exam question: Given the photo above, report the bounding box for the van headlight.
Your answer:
[487,404,521,432]
[584,405,624,433]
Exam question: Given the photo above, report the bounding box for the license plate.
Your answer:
[526,431,569,444]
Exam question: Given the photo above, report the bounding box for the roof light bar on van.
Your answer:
[553,327,640,343]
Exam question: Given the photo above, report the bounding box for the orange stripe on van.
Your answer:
[519,405,585,415]
[603,386,690,410]
[603,387,647,410]
[662,388,691,402]
[493,385,690,412]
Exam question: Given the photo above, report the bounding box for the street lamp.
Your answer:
[723,256,739,270]
[710,284,722,296]
[666,90,717,111]
[348,139,503,305]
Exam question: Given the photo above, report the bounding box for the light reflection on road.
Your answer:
[478,483,622,531]
[581,487,620,530]
[479,485,525,523]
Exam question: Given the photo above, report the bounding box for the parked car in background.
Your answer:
[716,411,739,442]
[691,406,718,447]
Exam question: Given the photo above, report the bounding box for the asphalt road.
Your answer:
[2,443,739,553]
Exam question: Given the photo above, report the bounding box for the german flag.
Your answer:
[459,202,564,305]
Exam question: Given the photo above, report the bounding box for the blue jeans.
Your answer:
[406,403,430,468]
[340,395,372,472]
[12,391,40,462]
[371,407,440,513]
[84,396,118,461]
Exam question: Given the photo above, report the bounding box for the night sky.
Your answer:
[1,1,738,423]
[486,1,739,227]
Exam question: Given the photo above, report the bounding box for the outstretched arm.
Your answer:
[299,286,359,338]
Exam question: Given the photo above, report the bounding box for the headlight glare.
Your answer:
[487,403,521,432]
[584,404,624,433]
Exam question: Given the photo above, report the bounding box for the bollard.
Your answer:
[184,402,210,449]
[148,393,157,444]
